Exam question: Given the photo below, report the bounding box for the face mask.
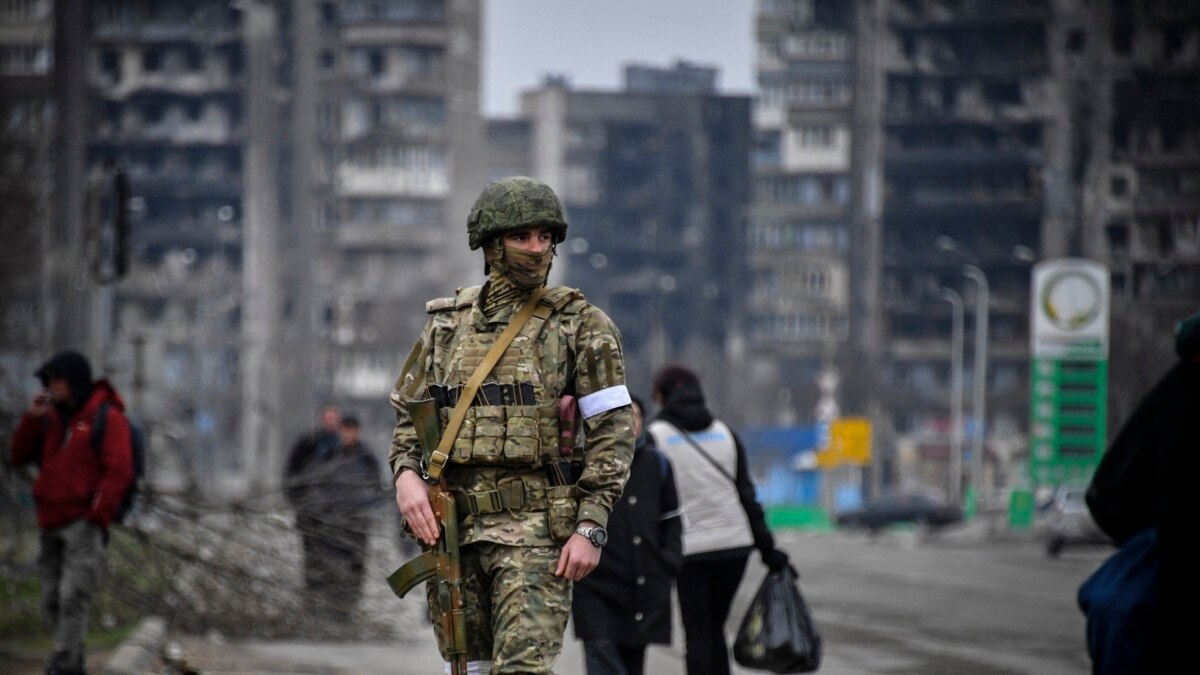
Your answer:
[487,242,554,289]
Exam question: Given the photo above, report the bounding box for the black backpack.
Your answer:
[90,402,146,523]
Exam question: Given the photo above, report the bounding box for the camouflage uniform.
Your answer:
[389,177,634,673]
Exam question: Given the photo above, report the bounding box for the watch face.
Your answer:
[591,528,608,547]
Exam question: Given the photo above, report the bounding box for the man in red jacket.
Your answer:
[10,351,134,675]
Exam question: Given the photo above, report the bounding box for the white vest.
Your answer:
[648,419,754,556]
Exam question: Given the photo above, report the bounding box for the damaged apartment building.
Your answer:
[744,0,857,425]
[850,0,1200,494]
[484,63,751,411]
[31,0,480,491]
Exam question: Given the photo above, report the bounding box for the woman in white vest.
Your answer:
[647,365,791,675]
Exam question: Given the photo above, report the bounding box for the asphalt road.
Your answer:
[165,525,1109,674]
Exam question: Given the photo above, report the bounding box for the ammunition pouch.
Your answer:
[452,473,580,543]
[546,484,579,542]
[439,402,560,467]
[454,476,547,516]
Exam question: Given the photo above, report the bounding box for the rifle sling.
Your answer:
[425,287,549,482]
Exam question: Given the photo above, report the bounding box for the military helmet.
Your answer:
[467,176,568,250]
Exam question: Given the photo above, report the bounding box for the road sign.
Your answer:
[817,417,871,469]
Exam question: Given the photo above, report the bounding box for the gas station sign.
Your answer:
[1028,259,1109,487]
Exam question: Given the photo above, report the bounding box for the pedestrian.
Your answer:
[323,414,384,619]
[390,176,634,674]
[647,365,792,675]
[282,405,360,615]
[573,395,683,675]
[1080,310,1200,674]
[9,350,135,675]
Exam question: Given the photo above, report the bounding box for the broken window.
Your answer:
[142,46,163,73]
[1066,29,1087,54]
[1110,175,1129,198]
[367,49,384,77]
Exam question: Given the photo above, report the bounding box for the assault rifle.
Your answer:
[388,484,468,675]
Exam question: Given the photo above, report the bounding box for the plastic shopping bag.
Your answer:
[733,567,822,673]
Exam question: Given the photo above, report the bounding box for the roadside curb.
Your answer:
[103,616,166,675]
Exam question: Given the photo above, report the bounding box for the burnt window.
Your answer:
[185,45,204,71]
[1066,30,1087,54]
[1106,221,1129,254]
[984,82,1021,105]
[1110,175,1129,198]
[320,2,337,25]
[368,49,385,76]
[142,46,163,72]
[100,48,120,79]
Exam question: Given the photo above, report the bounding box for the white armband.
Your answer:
[578,385,632,419]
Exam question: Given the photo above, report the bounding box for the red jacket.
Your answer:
[10,380,134,530]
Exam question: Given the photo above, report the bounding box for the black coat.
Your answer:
[1086,359,1200,670]
[573,433,683,645]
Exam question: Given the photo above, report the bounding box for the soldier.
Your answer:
[390,176,634,674]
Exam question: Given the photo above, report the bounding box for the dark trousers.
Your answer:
[582,639,647,675]
[299,515,368,618]
[676,553,749,675]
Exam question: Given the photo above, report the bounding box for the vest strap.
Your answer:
[426,287,548,482]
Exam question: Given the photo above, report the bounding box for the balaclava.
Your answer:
[481,237,554,316]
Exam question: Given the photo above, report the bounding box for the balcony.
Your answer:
[336,165,449,198]
[884,146,1040,171]
[335,222,441,250]
[888,0,1048,29]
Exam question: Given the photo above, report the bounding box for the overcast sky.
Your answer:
[483,0,755,116]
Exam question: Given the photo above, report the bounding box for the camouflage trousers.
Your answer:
[427,541,570,673]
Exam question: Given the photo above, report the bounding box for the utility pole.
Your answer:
[240,1,282,494]
[52,0,89,350]
[963,264,989,506]
[940,286,964,505]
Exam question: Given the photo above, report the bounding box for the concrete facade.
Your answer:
[746,0,857,426]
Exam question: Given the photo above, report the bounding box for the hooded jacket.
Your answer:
[650,385,778,561]
[11,379,135,531]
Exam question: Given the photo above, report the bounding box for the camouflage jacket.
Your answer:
[389,284,634,546]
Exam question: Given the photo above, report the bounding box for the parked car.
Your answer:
[1038,484,1111,557]
[834,493,963,532]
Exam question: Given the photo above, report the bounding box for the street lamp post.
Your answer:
[939,286,964,505]
[962,264,989,507]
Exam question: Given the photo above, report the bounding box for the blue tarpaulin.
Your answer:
[740,425,823,506]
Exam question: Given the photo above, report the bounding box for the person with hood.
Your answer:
[10,350,135,675]
[1081,310,1200,674]
[573,395,683,675]
[647,365,791,675]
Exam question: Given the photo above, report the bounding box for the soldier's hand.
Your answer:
[395,470,438,546]
[555,534,601,581]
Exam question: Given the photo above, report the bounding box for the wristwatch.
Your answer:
[575,524,608,548]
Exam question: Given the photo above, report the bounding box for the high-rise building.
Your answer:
[24,0,481,491]
[501,64,752,411]
[0,0,54,373]
[82,1,249,489]
[851,0,1200,494]
[289,0,482,454]
[1096,0,1200,420]
[748,0,857,425]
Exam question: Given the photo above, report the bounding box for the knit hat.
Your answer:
[1176,310,1200,360]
